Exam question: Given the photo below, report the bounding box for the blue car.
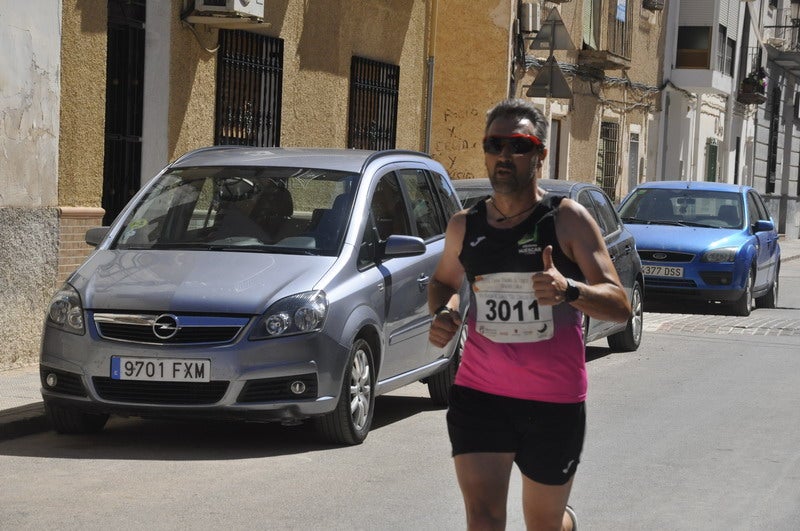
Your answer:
[618,181,781,316]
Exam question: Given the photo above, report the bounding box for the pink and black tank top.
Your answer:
[455,194,587,403]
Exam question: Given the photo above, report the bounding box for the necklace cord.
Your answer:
[490,199,536,222]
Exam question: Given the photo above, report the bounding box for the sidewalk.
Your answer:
[3,236,800,441]
[0,365,47,440]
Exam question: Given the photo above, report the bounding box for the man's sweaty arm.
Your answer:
[534,199,631,323]
[428,212,468,348]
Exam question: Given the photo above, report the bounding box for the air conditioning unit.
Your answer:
[765,37,786,49]
[194,0,264,20]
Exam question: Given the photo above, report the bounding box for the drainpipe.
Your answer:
[692,93,703,181]
[425,56,434,153]
[424,0,439,154]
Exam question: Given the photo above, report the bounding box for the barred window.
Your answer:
[596,122,620,201]
[348,57,399,150]
[215,30,283,147]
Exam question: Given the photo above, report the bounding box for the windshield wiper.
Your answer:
[623,218,691,227]
[206,244,274,252]
[677,221,717,228]
[118,242,319,255]
[647,220,687,226]
[621,216,647,224]
[118,243,216,250]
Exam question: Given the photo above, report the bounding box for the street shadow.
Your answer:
[645,299,736,316]
[0,394,439,461]
[586,345,613,362]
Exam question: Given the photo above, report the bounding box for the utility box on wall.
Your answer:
[190,0,265,24]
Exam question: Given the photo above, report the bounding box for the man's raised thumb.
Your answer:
[542,245,554,270]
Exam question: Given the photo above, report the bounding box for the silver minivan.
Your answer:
[40,147,467,444]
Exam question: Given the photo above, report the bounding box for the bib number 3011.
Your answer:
[473,272,553,343]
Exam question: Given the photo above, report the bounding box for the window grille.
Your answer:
[348,57,399,150]
[102,0,146,225]
[215,30,283,147]
[596,122,620,201]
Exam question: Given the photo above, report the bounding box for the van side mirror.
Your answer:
[85,227,110,247]
[381,235,426,259]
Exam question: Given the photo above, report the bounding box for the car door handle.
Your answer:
[417,273,430,291]
[609,254,617,263]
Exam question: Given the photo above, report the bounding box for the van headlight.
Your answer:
[46,284,85,335]
[250,291,328,339]
[701,247,738,263]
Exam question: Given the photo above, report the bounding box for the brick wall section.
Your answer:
[58,207,105,284]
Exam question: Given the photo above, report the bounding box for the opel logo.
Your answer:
[153,314,180,340]
[652,252,668,260]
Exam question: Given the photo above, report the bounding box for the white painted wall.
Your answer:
[0,1,61,207]
[0,1,62,368]
[141,0,172,184]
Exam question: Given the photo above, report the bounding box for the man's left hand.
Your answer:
[532,245,566,305]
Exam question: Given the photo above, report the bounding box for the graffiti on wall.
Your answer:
[432,106,482,180]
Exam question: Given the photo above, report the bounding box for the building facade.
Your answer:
[0,0,433,368]
[657,0,800,237]
[429,0,666,202]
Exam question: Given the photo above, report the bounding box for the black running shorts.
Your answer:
[446,384,586,486]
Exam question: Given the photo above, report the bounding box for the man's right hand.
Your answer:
[429,309,462,348]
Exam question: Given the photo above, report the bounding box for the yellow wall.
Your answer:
[58,0,107,207]
[169,3,217,159]
[510,2,664,195]
[165,0,429,159]
[428,0,513,181]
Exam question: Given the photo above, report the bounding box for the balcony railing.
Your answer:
[762,8,800,52]
[577,0,632,70]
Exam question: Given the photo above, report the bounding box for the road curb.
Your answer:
[0,403,48,441]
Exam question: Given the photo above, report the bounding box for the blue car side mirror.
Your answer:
[753,219,774,233]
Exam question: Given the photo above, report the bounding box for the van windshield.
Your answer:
[114,166,358,255]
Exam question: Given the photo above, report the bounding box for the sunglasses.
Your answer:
[482,134,543,155]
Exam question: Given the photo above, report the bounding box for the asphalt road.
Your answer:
[1,260,798,530]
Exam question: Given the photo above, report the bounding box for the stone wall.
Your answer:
[0,208,59,369]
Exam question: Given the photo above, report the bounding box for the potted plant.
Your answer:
[643,0,665,11]
[738,67,767,104]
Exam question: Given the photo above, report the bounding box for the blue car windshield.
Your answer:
[619,189,744,229]
[113,166,358,255]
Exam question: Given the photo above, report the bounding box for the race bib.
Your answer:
[473,272,553,343]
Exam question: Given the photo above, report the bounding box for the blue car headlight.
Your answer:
[250,290,328,339]
[46,284,85,335]
[701,247,738,263]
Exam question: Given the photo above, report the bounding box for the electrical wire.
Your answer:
[182,20,220,54]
